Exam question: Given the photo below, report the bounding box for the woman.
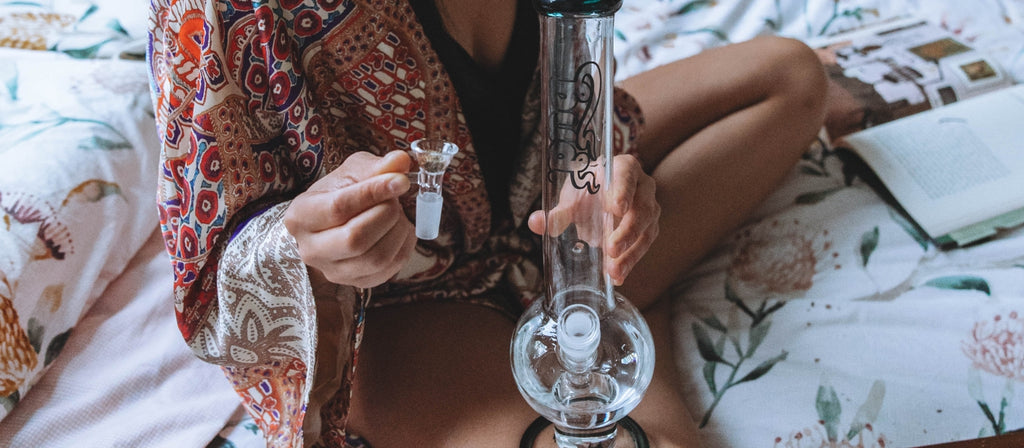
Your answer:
[147,0,827,446]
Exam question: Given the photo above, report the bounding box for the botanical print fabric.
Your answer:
[0,0,148,57]
[606,1,1024,446]
[0,51,159,422]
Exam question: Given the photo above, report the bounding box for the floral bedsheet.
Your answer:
[609,0,1024,446]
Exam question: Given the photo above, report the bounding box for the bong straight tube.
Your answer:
[537,0,620,316]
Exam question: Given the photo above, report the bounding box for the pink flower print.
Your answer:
[773,423,889,448]
[962,312,1024,381]
[728,219,838,298]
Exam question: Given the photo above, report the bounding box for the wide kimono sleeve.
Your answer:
[147,0,361,446]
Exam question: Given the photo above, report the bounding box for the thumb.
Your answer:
[311,150,413,193]
[527,206,573,237]
[375,150,413,176]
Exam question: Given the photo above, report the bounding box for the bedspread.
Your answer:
[608,0,1024,446]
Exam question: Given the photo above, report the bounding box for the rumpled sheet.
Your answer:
[0,231,242,447]
[608,0,1024,446]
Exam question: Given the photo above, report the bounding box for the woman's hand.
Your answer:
[283,151,417,289]
[527,154,660,286]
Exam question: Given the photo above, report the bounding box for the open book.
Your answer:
[812,18,1024,247]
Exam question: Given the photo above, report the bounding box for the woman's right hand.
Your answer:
[283,151,417,289]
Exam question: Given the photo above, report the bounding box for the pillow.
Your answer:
[0,48,159,420]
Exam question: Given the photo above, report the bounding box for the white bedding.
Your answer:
[0,231,243,447]
[609,0,1024,446]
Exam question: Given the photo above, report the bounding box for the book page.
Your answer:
[815,19,1013,140]
[843,84,1024,238]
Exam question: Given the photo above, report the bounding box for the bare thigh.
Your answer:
[345,301,539,447]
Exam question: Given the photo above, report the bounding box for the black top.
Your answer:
[410,0,540,223]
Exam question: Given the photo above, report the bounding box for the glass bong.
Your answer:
[511,1,655,447]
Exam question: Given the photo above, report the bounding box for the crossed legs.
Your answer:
[345,36,827,447]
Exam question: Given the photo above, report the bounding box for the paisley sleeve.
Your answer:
[148,0,354,445]
[612,85,645,156]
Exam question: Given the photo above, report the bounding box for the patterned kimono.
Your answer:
[146,0,643,446]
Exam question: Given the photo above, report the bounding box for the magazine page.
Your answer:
[814,18,1014,140]
[841,84,1024,241]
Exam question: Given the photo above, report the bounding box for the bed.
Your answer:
[1,0,1022,447]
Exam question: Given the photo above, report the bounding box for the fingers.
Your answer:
[302,199,404,261]
[345,224,418,288]
[285,151,413,234]
[309,200,416,288]
[308,151,412,193]
[607,154,642,217]
[527,205,575,237]
[283,150,418,289]
[605,219,658,285]
[606,171,658,258]
[290,173,410,232]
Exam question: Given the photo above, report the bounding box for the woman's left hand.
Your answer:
[528,154,660,286]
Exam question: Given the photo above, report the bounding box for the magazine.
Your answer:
[811,18,1024,247]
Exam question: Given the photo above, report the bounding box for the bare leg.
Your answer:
[615,36,827,444]
[618,36,827,308]
[346,302,538,447]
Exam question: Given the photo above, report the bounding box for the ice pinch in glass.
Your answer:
[510,1,655,447]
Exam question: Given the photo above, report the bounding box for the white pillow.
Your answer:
[0,48,159,420]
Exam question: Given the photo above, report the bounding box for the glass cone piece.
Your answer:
[410,138,458,240]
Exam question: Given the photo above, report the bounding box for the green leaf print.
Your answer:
[674,0,715,16]
[746,318,771,357]
[795,187,843,205]
[816,383,842,441]
[860,226,879,267]
[737,350,787,384]
[697,282,789,428]
[888,208,929,251]
[107,19,130,37]
[0,390,20,413]
[27,317,44,353]
[80,135,132,151]
[44,328,72,367]
[703,360,718,396]
[60,39,115,59]
[924,276,991,296]
[680,27,730,43]
[700,315,727,333]
[693,323,732,367]
[846,380,886,440]
[3,69,15,101]
[799,165,827,177]
[204,435,237,448]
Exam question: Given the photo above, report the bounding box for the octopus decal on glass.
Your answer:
[548,61,603,194]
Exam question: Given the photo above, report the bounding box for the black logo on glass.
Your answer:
[548,61,601,194]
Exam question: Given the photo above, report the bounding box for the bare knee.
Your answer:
[750,36,828,129]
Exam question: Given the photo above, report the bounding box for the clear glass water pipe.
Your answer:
[410,138,459,240]
[511,1,655,447]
